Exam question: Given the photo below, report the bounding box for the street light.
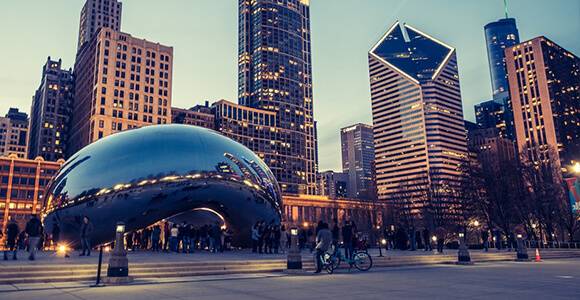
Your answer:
[287,227,302,272]
[105,221,133,284]
[457,232,471,264]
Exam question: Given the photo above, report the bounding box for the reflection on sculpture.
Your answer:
[41,125,282,246]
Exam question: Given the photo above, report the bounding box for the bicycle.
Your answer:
[320,245,373,274]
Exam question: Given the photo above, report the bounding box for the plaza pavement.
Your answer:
[0,248,579,285]
[1,258,579,299]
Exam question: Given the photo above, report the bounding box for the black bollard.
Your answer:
[90,245,104,287]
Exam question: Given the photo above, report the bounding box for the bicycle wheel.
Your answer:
[352,251,372,271]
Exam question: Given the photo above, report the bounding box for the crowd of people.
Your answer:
[0,214,241,261]
[0,214,45,260]
[250,221,287,254]
[126,221,233,253]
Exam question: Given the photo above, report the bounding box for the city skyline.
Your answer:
[0,0,578,171]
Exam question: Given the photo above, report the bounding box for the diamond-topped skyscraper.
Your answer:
[369,22,467,217]
[238,0,317,195]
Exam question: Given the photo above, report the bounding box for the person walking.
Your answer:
[163,221,171,252]
[151,225,161,252]
[331,219,340,247]
[170,224,179,252]
[51,220,60,250]
[422,228,432,251]
[482,229,489,252]
[188,225,197,253]
[251,222,260,253]
[273,224,281,254]
[342,219,354,259]
[314,222,332,274]
[4,217,19,260]
[25,214,43,260]
[79,216,94,256]
[279,225,288,254]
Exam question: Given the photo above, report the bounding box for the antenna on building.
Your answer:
[503,0,509,18]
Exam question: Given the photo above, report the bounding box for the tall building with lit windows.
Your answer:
[78,0,122,50]
[28,57,74,161]
[484,17,520,139]
[341,123,375,200]
[0,155,63,234]
[238,0,317,195]
[474,99,507,138]
[368,22,468,216]
[506,37,580,176]
[69,27,173,156]
[0,108,29,159]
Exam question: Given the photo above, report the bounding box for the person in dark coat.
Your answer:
[25,214,43,260]
[331,219,340,247]
[151,226,161,252]
[342,219,355,259]
[481,229,489,252]
[4,217,19,260]
[51,220,60,249]
[422,228,432,251]
[79,216,94,256]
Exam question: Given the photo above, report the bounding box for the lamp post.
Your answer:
[286,227,303,272]
[379,239,386,257]
[104,222,133,284]
[375,225,383,257]
[457,232,472,264]
[516,232,529,261]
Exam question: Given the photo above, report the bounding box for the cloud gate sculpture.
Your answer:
[42,125,282,246]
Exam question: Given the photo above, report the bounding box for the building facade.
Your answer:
[316,171,348,199]
[212,100,282,178]
[171,102,215,130]
[28,57,74,161]
[282,194,386,231]
[341,123,375,200]
[369,22,468,219]
[78,0,122,49]
[506,37,580,176]
[238,0,317,195]
[474,99,508,138]
[0,154,63,234]
[69,27,173,156]
[0,108,29,159]
[467,127,516,173]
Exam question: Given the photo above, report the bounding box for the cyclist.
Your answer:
[314,222,332,274]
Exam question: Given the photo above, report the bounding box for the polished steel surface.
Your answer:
[42,125,282,246]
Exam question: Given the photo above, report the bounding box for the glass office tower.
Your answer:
[238,0,317,195]
[484,18,519,139]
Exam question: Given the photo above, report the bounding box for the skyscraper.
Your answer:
[340,123,375,200]
[506,36,580,176]
[28,57,74,161]
[484,17,520,139]
[0,108,29,159]
[69,27,173,156]
[484,18,520,103]
[77,0,122,49]
[369,22,468,216]
[238,0,317,195]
